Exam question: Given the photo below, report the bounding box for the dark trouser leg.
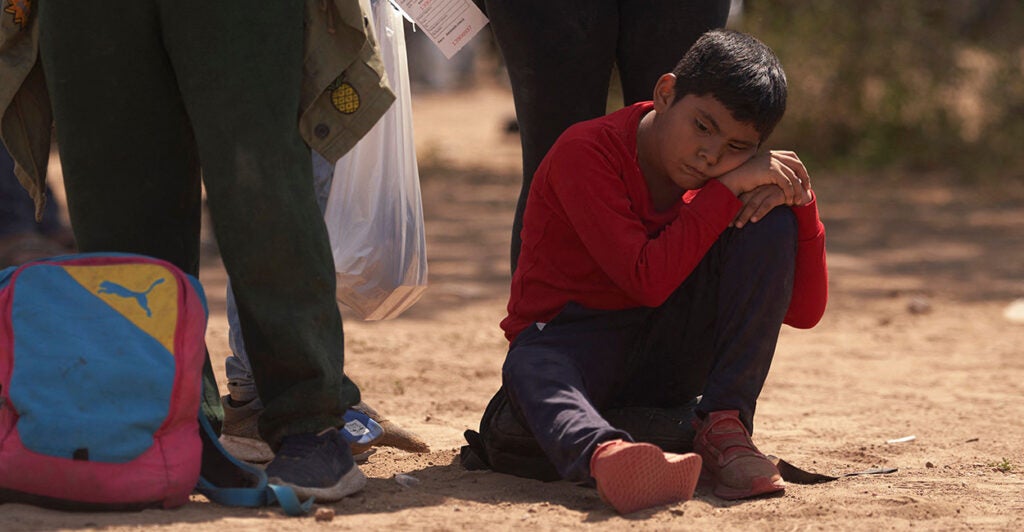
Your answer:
[37,0,224,427]
[38,1,203,272]
[39,0,357,447]
[158,0,357,446]
[484,0,617,271]
[616,0,731,104]
[502,304,649,483]
[697,208,796,430]
[634,207,798,433]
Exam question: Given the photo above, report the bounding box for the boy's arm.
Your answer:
[546,138,741,307]
[785,196,828,328]
[724,150,828,328]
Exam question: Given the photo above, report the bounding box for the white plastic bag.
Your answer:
[324,0,427,320]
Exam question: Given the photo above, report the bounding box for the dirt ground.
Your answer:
[4,82,1024,531]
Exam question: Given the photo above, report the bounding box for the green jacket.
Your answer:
[0,0,395,218]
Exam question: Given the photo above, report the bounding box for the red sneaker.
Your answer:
[590,440,702,514]
[693,410,785,500]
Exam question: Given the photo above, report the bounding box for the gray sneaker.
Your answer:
[219,395,275,463]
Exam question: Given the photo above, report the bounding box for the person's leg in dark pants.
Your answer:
[484,0,618,271]
[38,1,203,273]
[487,1,731,271]
[502,304,705,513]
[501,303,647,483]
[39,0,358,446]
[37,0,228,427]
[617,0,731,105]
[158,0,358,446]
[695,207,795,500]
[696,206,796,429]
[636,206,797,431]
[636,206,797,499]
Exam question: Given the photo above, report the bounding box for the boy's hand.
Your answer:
[732,185,786,228]
[772,150,813,206]
[718,150,812,206]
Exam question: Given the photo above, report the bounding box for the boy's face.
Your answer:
[650,81,761,190]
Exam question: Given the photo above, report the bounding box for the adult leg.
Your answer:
[484,0,618,271]
[617,0,731,105]
[223,151,335,408]
[158,0,358,447]
[218,152,337,462]
[501,303,648,483]
[37,0,202,272]
[38,0,228,427]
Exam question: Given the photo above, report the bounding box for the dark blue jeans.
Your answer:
[502,207,797,483]
[484,0,731,270]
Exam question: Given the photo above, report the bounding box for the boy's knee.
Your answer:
[734,207,797,256]
[503,349,567,386]
[750,206,797,241]
[715,207,798,276]
[501,355,529,386]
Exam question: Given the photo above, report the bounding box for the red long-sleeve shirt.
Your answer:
[501,102,828,342]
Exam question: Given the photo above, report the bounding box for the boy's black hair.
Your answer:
[672,29,787,141]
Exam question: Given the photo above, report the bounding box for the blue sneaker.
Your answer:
[265,429,367,502]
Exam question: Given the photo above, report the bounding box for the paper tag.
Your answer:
[391,0,489,59]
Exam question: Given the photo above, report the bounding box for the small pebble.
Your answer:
[395,473,421,487]
[907,297,932,315]
[314,507,335,522]
[925,461,935,468]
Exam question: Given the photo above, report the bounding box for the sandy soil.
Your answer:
[4,82,1024,531]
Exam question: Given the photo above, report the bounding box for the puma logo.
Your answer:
[97,278,165,317]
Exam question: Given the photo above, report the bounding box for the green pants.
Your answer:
[38,0,360,447]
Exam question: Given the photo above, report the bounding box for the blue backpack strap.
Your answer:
[194,415,313,516]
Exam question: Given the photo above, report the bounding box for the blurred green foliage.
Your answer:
[736,0,1024,181]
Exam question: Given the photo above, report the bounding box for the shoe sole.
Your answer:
[699,460,787,500]
[219,434,275,464]
[594,443,702,514]
[269,465,367,503]
[712,475,786,500]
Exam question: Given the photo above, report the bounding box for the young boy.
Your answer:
[496,29,827,513]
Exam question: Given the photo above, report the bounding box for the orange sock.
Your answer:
[590,440,702,514]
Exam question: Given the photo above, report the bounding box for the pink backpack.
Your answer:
[0,253,206,510]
